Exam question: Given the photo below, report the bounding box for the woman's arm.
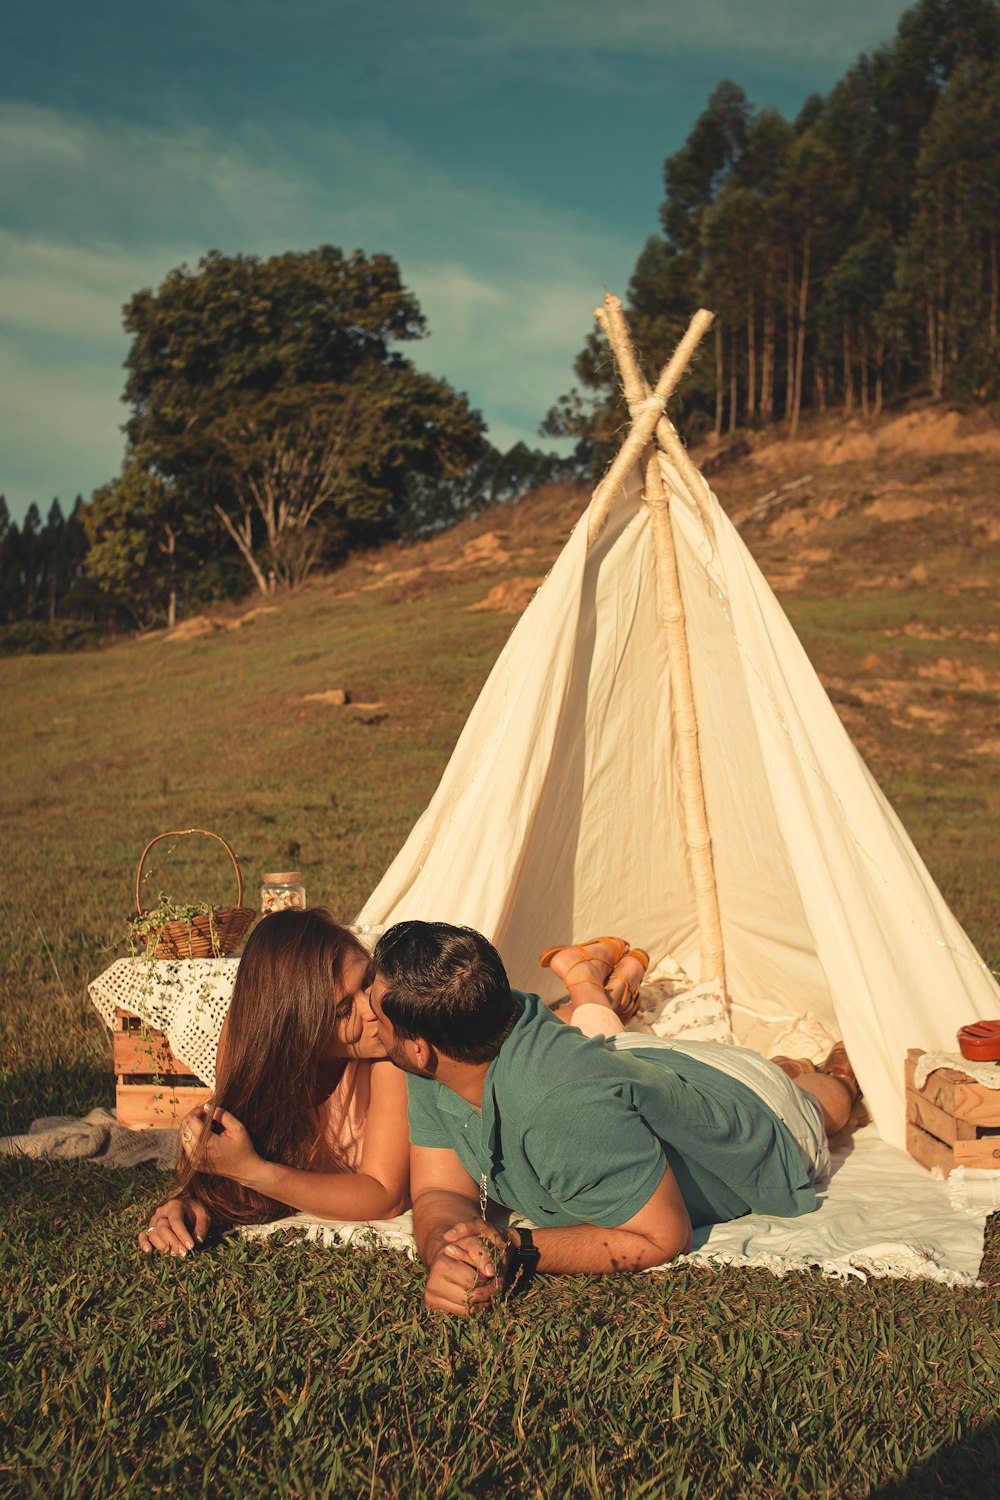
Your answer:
[183,1060,410,1221]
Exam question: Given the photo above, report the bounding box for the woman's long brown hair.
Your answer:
[172,907,370,1226]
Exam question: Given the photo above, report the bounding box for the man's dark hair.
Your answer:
[373,921,518,1064]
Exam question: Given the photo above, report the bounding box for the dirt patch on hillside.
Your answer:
[745,407,1000,478]
[468,577,545,613]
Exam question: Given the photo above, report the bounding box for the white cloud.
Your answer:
[399,0,910,67]
[0,101,637,514]
[0,232,194,344]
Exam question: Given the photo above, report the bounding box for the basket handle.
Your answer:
[134,828,245,915]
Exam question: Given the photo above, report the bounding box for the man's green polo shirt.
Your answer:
[406,992,817,1230]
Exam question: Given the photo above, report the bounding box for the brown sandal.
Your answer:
[605,948,650,1021]
[538,936,630,983]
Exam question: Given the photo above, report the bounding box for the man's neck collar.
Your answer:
[434,1056,491,1112]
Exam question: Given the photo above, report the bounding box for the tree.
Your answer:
[822,233,899,415]
[206,389,381,592]
[0,498,18,623]
[120,247,487,590]
[546,0,1000,453]
[898,50,1000,398]
[83,464,199,629]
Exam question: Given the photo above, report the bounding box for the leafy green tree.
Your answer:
[660,80,752,256]
[548,0,1000,449]
[120,247,487,591]
[0,497,17,623]
[19,504,41,619]
[822,233,899,415]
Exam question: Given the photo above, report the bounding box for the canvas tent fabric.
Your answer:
[356,451,1000,1150]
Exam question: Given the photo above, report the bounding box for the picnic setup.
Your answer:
[8,4,1000,1492]
[37,298,997,1293]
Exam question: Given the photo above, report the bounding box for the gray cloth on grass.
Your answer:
[0,1109,177,1170]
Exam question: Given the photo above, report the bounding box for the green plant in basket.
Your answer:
[128,891,221,961]
[130,828,256,961]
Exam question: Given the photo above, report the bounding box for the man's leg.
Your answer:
[791,1073,853,1135]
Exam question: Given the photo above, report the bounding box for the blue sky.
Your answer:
[1,0,916,522]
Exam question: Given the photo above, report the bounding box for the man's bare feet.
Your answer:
[772,1046,859,1136]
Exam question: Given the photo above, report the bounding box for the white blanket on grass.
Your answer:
[241,1126,1000,1289]
[5,1115,996,1287]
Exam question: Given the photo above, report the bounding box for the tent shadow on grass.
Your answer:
[871,1418,1000,1498]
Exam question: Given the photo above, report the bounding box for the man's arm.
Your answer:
[444,1156,692,1289]
[475,1158,690,1268]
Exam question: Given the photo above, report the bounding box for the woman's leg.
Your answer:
[543,940,649,1037]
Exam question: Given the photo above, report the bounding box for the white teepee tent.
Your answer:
[356,299,1000,1149]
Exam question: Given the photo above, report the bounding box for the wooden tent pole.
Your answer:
[587,306,713,546]
[596,296,715,533]
[597,295,727,995]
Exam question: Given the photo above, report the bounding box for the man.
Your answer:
[369,920,854,1317]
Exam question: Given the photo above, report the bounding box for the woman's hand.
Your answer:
[139,1196,210,1257]
[180,1104,263,1187]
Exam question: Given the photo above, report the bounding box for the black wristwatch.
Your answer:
[503,1227,541,1295]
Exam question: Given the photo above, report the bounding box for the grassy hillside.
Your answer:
[1,409,998,1497]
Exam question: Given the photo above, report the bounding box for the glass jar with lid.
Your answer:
[260,871,306,915]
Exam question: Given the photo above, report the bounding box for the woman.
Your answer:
[139,907,409,1257]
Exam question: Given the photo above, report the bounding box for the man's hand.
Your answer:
[425,1222,512,1316]
[138,1196,211,1257]
[180,1104,262,1186]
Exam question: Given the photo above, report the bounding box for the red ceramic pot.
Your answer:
[957,1020,1000,1062]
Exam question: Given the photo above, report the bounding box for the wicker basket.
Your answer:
[130,828,257,959]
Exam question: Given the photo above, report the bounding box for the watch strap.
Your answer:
[503,1227,541,1295]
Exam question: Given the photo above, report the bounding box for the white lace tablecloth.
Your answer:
[89,957,240,1089]
[912,1050,1000,1091]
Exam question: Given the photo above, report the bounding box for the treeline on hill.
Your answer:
[0,247,572,652]
[544,0,1000,467]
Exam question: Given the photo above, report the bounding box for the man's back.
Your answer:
[407,992,819,1229]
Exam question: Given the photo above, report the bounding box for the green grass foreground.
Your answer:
[2,501,999,1497]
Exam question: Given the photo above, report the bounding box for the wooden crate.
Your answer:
[905,1048,1000,1175]
[114,1007,212,1129]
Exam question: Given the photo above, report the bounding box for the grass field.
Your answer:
[2,438,999,1497]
